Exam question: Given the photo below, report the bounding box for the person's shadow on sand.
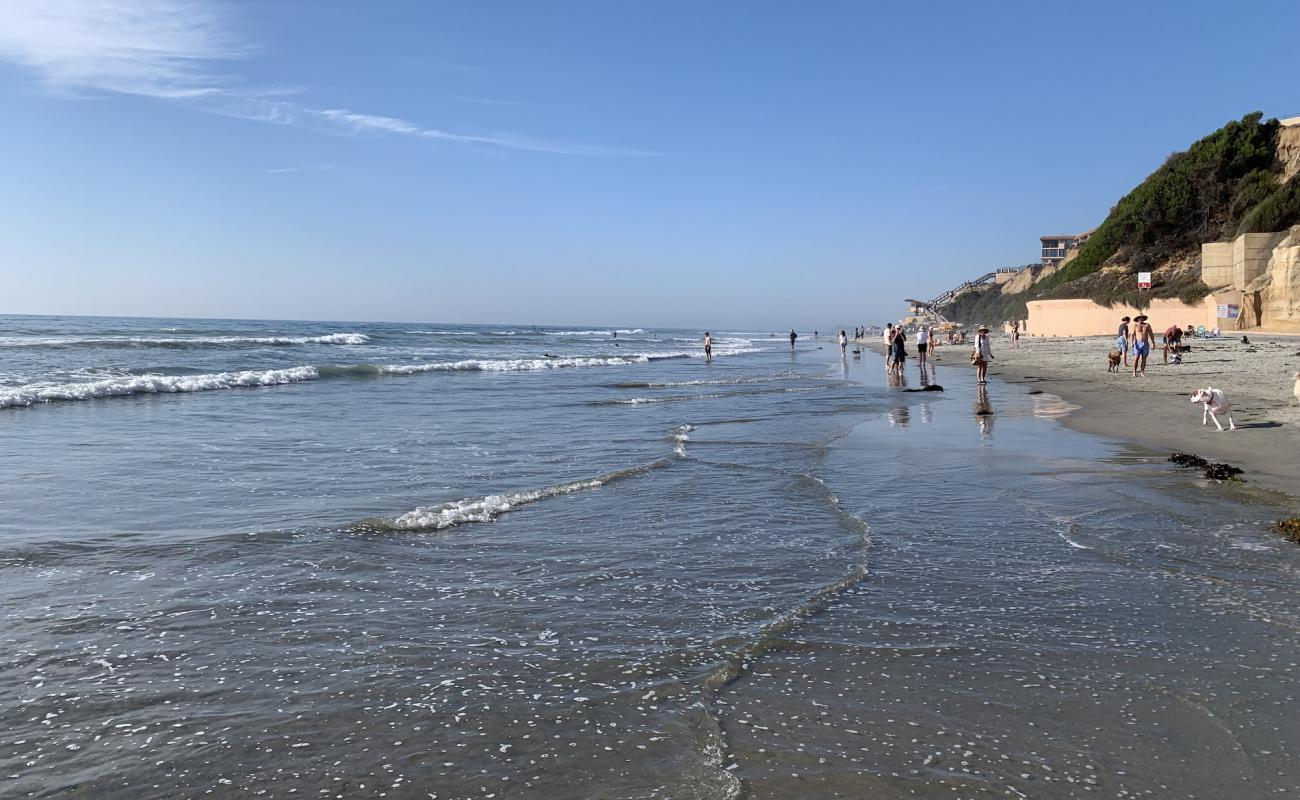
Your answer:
[1233,421,1283,429]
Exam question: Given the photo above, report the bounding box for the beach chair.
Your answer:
[1196,325,1207,337]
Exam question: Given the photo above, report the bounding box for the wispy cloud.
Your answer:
[0,0,657,157]
[264,164,332,175]
[0,0,242,98]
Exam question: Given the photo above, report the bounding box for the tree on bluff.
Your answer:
[1044,111,1293,286]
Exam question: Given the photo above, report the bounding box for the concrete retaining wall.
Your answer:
[1025,298,1219,337]
[1201,242,1235,289]
[1234,233,1286,288]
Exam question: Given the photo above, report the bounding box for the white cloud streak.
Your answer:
[0,0,241,98]
[0,0,657,157]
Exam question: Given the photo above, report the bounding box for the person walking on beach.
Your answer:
[1011,320,1020,348]
[1131,315,1154,376]
[703,331,712,359]
[1116,316,1131,367]
[883,323,895,368]
[838,329,848,354]
[788,329,798,350]
[972,324,994,384]
[916,324,930,366]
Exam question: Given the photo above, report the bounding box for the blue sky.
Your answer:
[1,0,1297,329]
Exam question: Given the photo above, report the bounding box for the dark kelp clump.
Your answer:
[1169,453,1245,482]
[1272,518,1300,545]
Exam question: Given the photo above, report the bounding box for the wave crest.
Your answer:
[0,332,369,349]
[0,367,319,409]
[359,460,674,533]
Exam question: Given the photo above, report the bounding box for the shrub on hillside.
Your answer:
[1237,176,1300,235]
[1042,112,1282,289]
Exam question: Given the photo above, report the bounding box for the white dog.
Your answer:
[1190,387,1236,431]
[1293,372,1300,404]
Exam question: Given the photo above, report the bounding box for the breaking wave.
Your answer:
[0,367,320,409]
[2,343,764,411]
[544,328,647,336]
[668,424,694,457]
[357,459,674,532]
[0,333,369,349]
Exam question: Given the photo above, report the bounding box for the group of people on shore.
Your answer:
[1113,315,1212,376]
[879,321,995,383]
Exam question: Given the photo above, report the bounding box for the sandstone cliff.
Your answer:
[1279,125,1300,183]
[1259,225,1300,330]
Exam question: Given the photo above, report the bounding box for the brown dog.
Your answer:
[1107,351,1122,372]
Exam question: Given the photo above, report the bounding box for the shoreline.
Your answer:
[862,335,1300,500]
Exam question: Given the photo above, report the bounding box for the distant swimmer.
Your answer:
[703,331,713,358]
[544,352,559,358]
[789,329,798,350]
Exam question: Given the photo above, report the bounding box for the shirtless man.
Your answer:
[1131,315,1154,376]
[703,331,713,359]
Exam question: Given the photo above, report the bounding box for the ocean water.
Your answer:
[1,315,1297,799]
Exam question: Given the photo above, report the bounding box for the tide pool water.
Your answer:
[1,315,1296,799]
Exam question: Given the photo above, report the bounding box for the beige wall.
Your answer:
[1025,298,1221,337]
[1201,241,1235,288]
[1234,232,1286,288]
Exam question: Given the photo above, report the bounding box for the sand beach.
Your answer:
[874,332,1300,497]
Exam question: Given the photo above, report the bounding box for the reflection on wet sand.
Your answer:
[973,383,994,436]
[887,404,911,428]
[1031,391,1082,419]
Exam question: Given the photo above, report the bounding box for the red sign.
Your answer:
[1137,271,1152,289]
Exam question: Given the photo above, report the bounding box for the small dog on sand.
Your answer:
[1190,387,1236,432]
[1107,351,1122,372]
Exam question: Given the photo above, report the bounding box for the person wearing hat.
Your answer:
[972,324,994,384]
[1116,316,1131,367]
[1131,315,1154,376]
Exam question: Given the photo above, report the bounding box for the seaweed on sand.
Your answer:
[1169,453,1245,482]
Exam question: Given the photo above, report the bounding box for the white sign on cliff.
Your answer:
[1137,272,1152,289]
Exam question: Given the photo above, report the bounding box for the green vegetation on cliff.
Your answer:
[1044,112,1286,287]
[942,113,1300,326]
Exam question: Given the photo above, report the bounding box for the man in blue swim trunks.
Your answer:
[1131,314,1154,377]
[1115,316,1131,367]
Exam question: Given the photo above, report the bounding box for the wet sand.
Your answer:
[867,334,1300,498]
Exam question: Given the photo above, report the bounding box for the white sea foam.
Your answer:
[0,367,319,409]
[604,394,727,405]
[391,478,606,531]
[0,332,369,348]
[376,355,652,374]
[545,328,647,336]
[668,424,694,456]
[1057,531,1093,550]
[375,459,674,532]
